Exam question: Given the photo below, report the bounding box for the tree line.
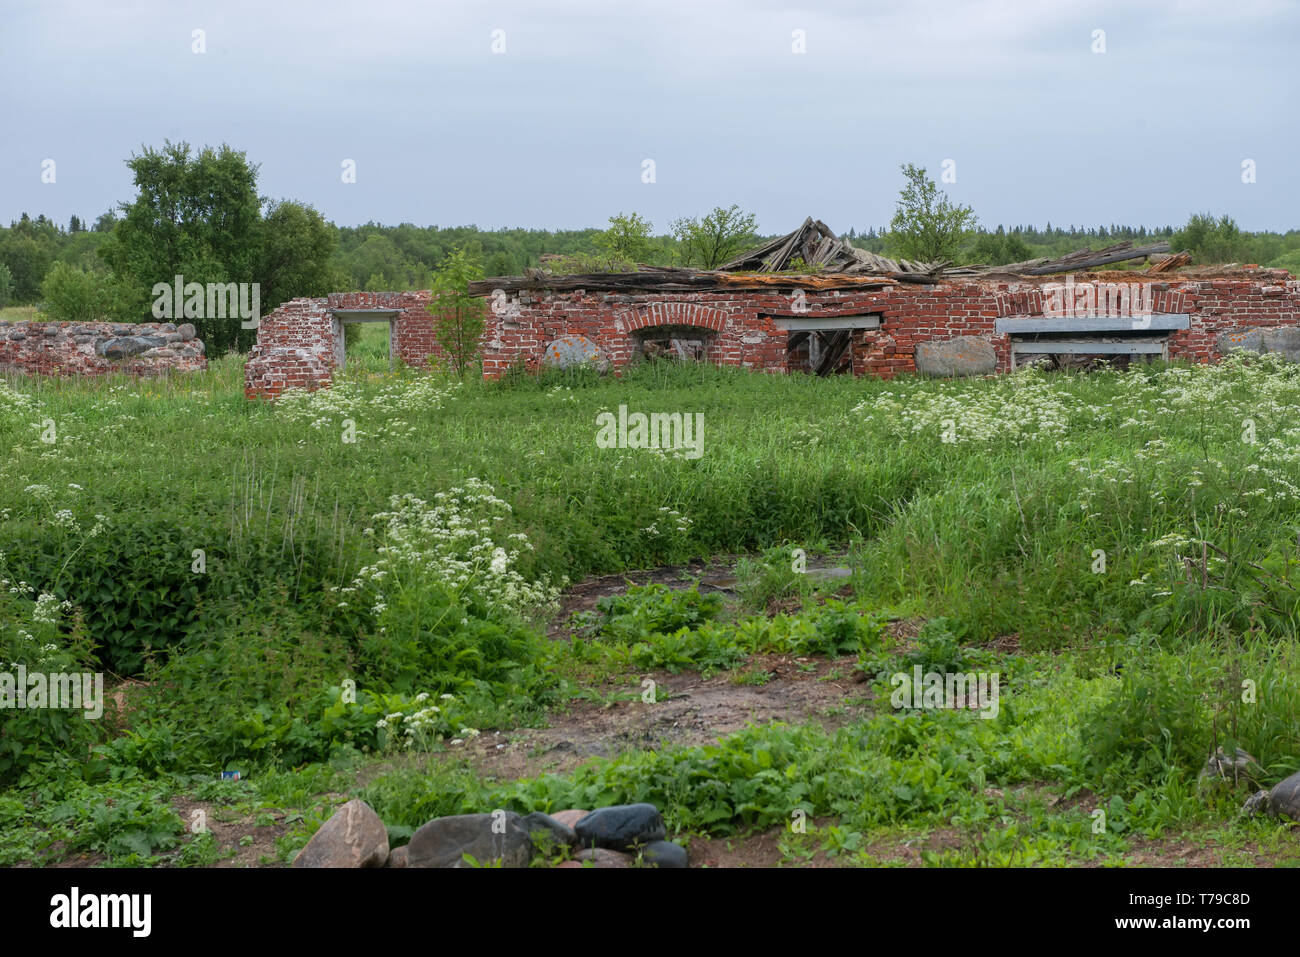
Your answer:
[3,146,1298,355]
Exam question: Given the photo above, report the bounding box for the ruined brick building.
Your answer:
[244,219,1300,399]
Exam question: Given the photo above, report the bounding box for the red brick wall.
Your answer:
[244,291,453,399]
[481,273,1300,379]
[244,274,1300,398]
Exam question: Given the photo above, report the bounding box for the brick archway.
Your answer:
[617,302,728,334]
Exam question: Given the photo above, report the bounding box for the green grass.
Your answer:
[3,351,1300,865]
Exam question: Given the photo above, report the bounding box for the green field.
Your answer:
[2,327,1299,866]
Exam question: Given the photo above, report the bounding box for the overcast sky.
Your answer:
[3,0,1297,235]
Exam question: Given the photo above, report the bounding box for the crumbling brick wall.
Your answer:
[480,272,1300,379]
[244,291,448,399]
[243,273,1300,398]
[0,320,205,377]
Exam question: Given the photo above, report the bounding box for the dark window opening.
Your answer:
[787,330,853,375]
[633,325,714,361]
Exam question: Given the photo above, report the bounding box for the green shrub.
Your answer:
[0,588,103,787]
[1080,648,1211,788]
[596,583,725,642]
[39,262,109,322]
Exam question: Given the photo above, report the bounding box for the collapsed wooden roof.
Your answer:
[467,217,1268,296]
[718,216,1178,281]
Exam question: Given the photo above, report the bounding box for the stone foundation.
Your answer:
[0,320,205,377]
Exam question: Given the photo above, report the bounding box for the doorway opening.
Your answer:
[333,309,398,372]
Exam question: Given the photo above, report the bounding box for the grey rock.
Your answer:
[405,812,533,868]
[520,811,578,850]
[159,322,177,333]
[542,334,610,373]
[639,840,688,868]
[1241,769,1300,822]
[573,847,632,868]
[1262,328,1300,361]
[1264,769,1300,821]
[573,803,666,850]
[1243,790,1270,816]
[915,336,997,377]
[10,332,25,342]
[291,799,389,868]
[548,809,590,829]
[1216,329,1263,355]
[386,845,408,868]
[1199,746,1262,788]
[177,323,197,341]
[97,337,154,358]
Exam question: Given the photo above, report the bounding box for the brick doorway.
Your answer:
[332,308,398,370]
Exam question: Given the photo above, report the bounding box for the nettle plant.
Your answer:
[0,559,100,786]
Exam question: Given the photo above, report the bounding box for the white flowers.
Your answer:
[354,478,562,618]
[275,376,460,439]
[31,592,61,625]
[853,368,1078,446]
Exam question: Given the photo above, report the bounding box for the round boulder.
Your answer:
[573,803,666,850]
[542,334,610,373]
[291,799,389,868]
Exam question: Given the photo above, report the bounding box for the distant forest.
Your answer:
[2,209,1298,309]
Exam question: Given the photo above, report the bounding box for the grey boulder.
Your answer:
[639,840,688,868]
[915,336,996,377]
[1262,328,1300,361]
[291,799,389,868]
[1216,329,1263,355]
[405,812,533,868]
[1244,769,1300,822]
[542,334,610,373]
[573,803,666,850]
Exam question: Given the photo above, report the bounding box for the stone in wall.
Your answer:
[0,320,206,377]
[1216,329,1264,355]
[541,334,610,373]
[914,336,997,377]
[1262,328,1300,361]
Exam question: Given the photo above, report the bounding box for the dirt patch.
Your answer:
[449,654,873,781]
[167,797,295,867]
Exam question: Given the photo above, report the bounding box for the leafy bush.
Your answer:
[39,262,109,322]
[1080,649,1211,788]
[0,585,103,786]
[359,582,549,694]
[596,583,725,642]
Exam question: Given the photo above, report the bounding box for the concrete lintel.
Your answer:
[996,314,1189,334]
[772,315,881,331]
